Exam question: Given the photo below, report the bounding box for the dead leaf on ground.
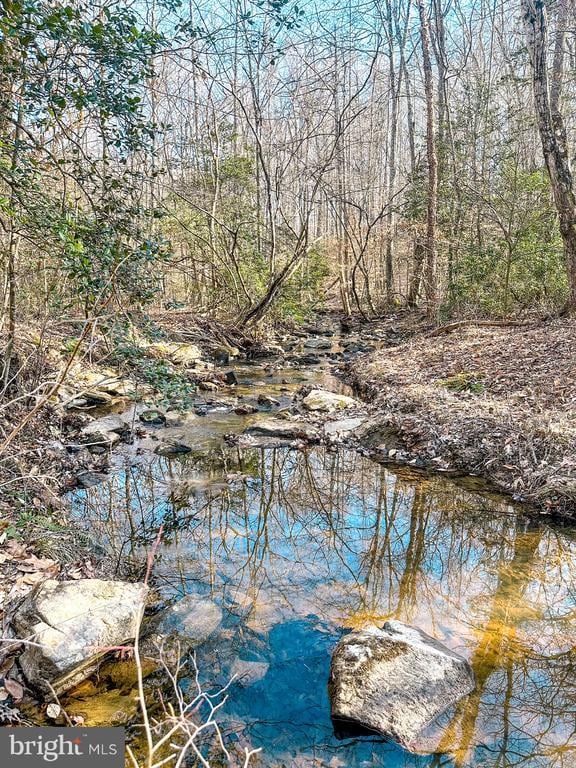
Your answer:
[4,542,29,560]
[46,703,62,720]
[17,555,58,573]
[17,572,47,587]
[4,679,24,700]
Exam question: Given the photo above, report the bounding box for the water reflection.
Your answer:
[70,446,576,768]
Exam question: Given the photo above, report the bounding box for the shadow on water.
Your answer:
[69,441,576,768]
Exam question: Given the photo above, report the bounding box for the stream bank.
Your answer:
[347,314,576,521]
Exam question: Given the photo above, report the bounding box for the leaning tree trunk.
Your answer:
[417,0,439,318]
[522,0,576,312]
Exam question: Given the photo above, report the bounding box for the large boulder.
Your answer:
[329,621,475,751]
[303,389,360,412]
[12,579,148,694]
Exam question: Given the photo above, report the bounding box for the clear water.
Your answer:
[69,433,576,768]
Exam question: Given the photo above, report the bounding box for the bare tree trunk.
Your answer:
[417,0,439,317]
[407,239,425,308]
[384,0,399,306]
[2,100,23,390]
[522,0,576,311]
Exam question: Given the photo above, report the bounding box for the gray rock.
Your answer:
[303,325,334,337]
[257,394,280,406]
[324,417,367,436]
[152,595,222,649]
[74,430,121,450]
[164,411,183,427]
[139,409,166,426]
[12,579,148,695]
[155,441,192,457]
[304,338,332,350]
[246,418,319,442]
[230,658,269,687]
[76,471,108,488]
[235,404,258,415]
[213,344,240,364]
[80,390,113,405]
[82,415,129,436]
[297,354,321,365]
[329,621,475,751]
[303,389,360,412]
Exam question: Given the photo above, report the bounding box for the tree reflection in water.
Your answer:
[71,445,576,768]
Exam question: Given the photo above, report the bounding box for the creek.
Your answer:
[66,353,576,768]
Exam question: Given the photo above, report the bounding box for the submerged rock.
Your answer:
[329,621,475,751]
[230,658,269,687]
[149,595,222,651]
[12,579,148,695]
[303,389,360,412]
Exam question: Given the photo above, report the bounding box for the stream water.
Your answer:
[67,360,576,768]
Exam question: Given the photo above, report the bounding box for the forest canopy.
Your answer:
[0,0,575,353]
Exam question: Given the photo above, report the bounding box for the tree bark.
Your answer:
[522,0,576,311]
[417,0,439,317]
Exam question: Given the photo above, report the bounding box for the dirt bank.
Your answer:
[348,317,576,520]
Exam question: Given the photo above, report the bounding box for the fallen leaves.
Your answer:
[352,317,576,518]
[46,703,62,720]
[0,538,61,600]
[3,679,24,701]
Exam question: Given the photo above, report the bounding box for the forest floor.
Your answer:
[348,315,576,520]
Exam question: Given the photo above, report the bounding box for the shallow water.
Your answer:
[69,422,576,768]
